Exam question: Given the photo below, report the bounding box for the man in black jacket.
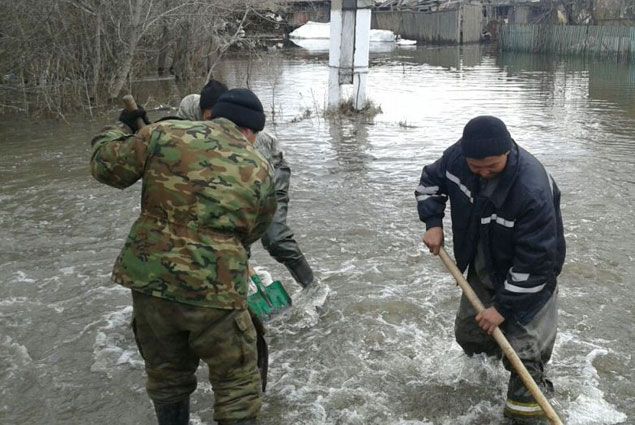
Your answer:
[415,116,565,423]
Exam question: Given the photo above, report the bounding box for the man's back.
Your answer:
[91,117,277,310]
[137,119,272,234]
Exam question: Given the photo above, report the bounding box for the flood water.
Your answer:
[1,45,633,425]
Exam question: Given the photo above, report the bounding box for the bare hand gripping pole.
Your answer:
[437,247,564,425]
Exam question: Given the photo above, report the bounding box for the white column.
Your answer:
[328,5,343,108]
[328,0,373,110]
[328,67,341,108]
[352,7,371,110]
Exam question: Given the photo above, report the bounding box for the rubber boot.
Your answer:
[503,376,553,424]
[217,419,257,425]
[503,413,549,425]
[285,255,314,288]
[153,398,189,425]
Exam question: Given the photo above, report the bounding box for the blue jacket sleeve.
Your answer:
[415,155,449,229]
[494,191,559,321]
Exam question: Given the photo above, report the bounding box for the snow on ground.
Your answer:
[290,21,415,45]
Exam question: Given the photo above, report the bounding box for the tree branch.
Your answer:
[205,5,251,81]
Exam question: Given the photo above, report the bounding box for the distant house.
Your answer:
[594,0,635,25]
[280,0,635,31]
[376,0,468,12]
[376,0,635,25]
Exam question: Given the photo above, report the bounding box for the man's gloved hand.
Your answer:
[285,256,314,288]
[118,106,150,133]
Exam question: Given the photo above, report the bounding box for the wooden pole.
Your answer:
[438,247,563,425]
[121,94,146,130]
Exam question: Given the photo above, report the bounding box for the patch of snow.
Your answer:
[289,21,330,39]
[290,21,397,43]
[397,38,417,46]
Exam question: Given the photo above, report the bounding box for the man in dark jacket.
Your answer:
[415,116,565,423]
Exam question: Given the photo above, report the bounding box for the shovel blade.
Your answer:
[248,280,292,319]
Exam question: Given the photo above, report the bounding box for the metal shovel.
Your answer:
[247,270,292,319]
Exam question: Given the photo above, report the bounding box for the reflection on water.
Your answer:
[1,46,634,425]
[385,44,486,69]
[499,51,635,118]
[290,37,399,54]
[326,116,373,173]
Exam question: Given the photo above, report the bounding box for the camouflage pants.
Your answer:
[130,290,262,422]
[454,271,557,420]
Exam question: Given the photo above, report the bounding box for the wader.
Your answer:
[454,268,557,423]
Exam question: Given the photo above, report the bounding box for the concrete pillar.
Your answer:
[328,0,373,110]
[352,7,370,109]
[328,5,343,108]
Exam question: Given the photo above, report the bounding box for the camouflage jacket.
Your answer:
[90,118,277,310]
[254,130,287,170]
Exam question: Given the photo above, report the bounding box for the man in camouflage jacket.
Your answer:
[90,89,276,425]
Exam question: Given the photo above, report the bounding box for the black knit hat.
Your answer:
[199,79,228,111]
[212,88,266,132]
[461,116,512,159]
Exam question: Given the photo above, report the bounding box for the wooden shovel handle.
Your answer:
[121,94,146,130]
[438,247,563,425]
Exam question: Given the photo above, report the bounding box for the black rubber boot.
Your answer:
[285,256,314,288]
[218,419,257,425]
[503,414,549,425]
[153,398,189,425]
[503,375,553,424]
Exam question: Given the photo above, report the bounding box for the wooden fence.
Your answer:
[462,4,483,44]
[372,5,482,44]
[500,24,635,62]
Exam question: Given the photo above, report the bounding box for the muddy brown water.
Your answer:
[1,45,633,424]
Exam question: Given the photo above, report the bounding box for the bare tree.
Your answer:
[0,0,287,114]
[551,0,597,25]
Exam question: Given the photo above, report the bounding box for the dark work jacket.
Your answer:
[415,141,565,324]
